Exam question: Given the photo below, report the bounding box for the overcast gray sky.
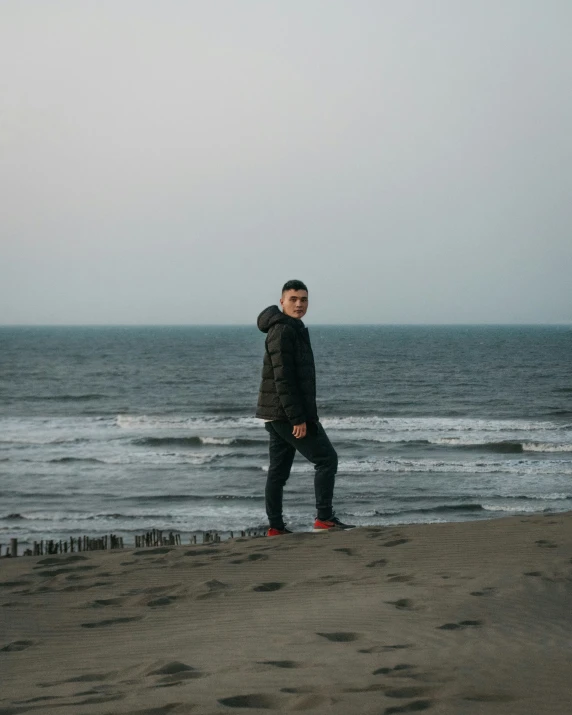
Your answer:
[1,1,571,325]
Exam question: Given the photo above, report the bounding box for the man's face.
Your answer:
[280,289,309,320]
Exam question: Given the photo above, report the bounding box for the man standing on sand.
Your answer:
[256,279,355,536]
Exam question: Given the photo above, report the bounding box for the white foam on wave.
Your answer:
[276,456,572,476]
[433,438,572,452]
[481,504,549,513]
[115,414,259,431]
[200,437,235,446]
[320,416,563,433]
[104,451,224,466]
[522,442,572,453]
[0,415,117,447]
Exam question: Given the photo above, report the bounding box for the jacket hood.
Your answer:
[257,305,304,333]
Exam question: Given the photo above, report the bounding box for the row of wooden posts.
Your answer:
[1,528,267,558]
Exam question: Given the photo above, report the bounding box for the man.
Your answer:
[256,279,355,535]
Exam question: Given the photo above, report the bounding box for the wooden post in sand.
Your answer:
[10,538,18,557]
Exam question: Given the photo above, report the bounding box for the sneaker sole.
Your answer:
[312,526,356,532]
[312,526,344,532]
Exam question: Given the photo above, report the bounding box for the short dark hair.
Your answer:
[282,279,308,294]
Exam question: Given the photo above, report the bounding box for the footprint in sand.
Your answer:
[74,693,126,705]
[316,632,359,642]
[384,539,410,548]
[35,565,100,578]
[366,559,388,568]
[384,699,433,713]
[373,664,416,676]
[342,684,386,693]
[147,661,203,687]
[197,579,231,599]
[125,584,181,596]
[1,640,37,652]
[316,574,352,584]
[333,548,354,555]
[285,693,336,709]
[258,660,300,669]
[0,580,31,590]
[61,581,113,592]
[385,686,433,699]
[535,539,558,548]
[523,570,568,583]
[65,673,114,683]
[230,553,270,564]
[13,694,64,705]
[147,662,199,675]
[71,684,115,695]
[147,596,178,607]
[366,528,386,538]
[470,587,497,597]
[22,691,123,706]
[218,693,280,709]
[81,616,142,629]
[387,574,415,583]
[85,597,125,608]
[358,644,413,653]
[252,582,284,592]
[462,693,517,703]
[385,599,416,611]
[36,672,116,689]
[183,548,222,557]
[437,620,482,630]
[34,555,89,567]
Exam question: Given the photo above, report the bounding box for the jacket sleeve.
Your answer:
[267,324,306,425]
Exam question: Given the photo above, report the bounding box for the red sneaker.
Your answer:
[312,515,356,532]
[267,527,293,537]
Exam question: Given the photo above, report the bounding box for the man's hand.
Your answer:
[292,422,307,439]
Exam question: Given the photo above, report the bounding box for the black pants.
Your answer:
[264,420,338,529]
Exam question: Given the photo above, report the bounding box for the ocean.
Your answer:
[1,324,571,547]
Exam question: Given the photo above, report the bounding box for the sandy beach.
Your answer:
[2,512,572,715]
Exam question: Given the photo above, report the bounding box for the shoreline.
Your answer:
[5,507,572,557]
[2,511,572,714]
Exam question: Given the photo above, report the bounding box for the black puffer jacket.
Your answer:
[256,305,318,425]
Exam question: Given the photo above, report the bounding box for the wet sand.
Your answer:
[2,511,572,714]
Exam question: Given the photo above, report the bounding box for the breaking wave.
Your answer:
[131,436,261,447]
